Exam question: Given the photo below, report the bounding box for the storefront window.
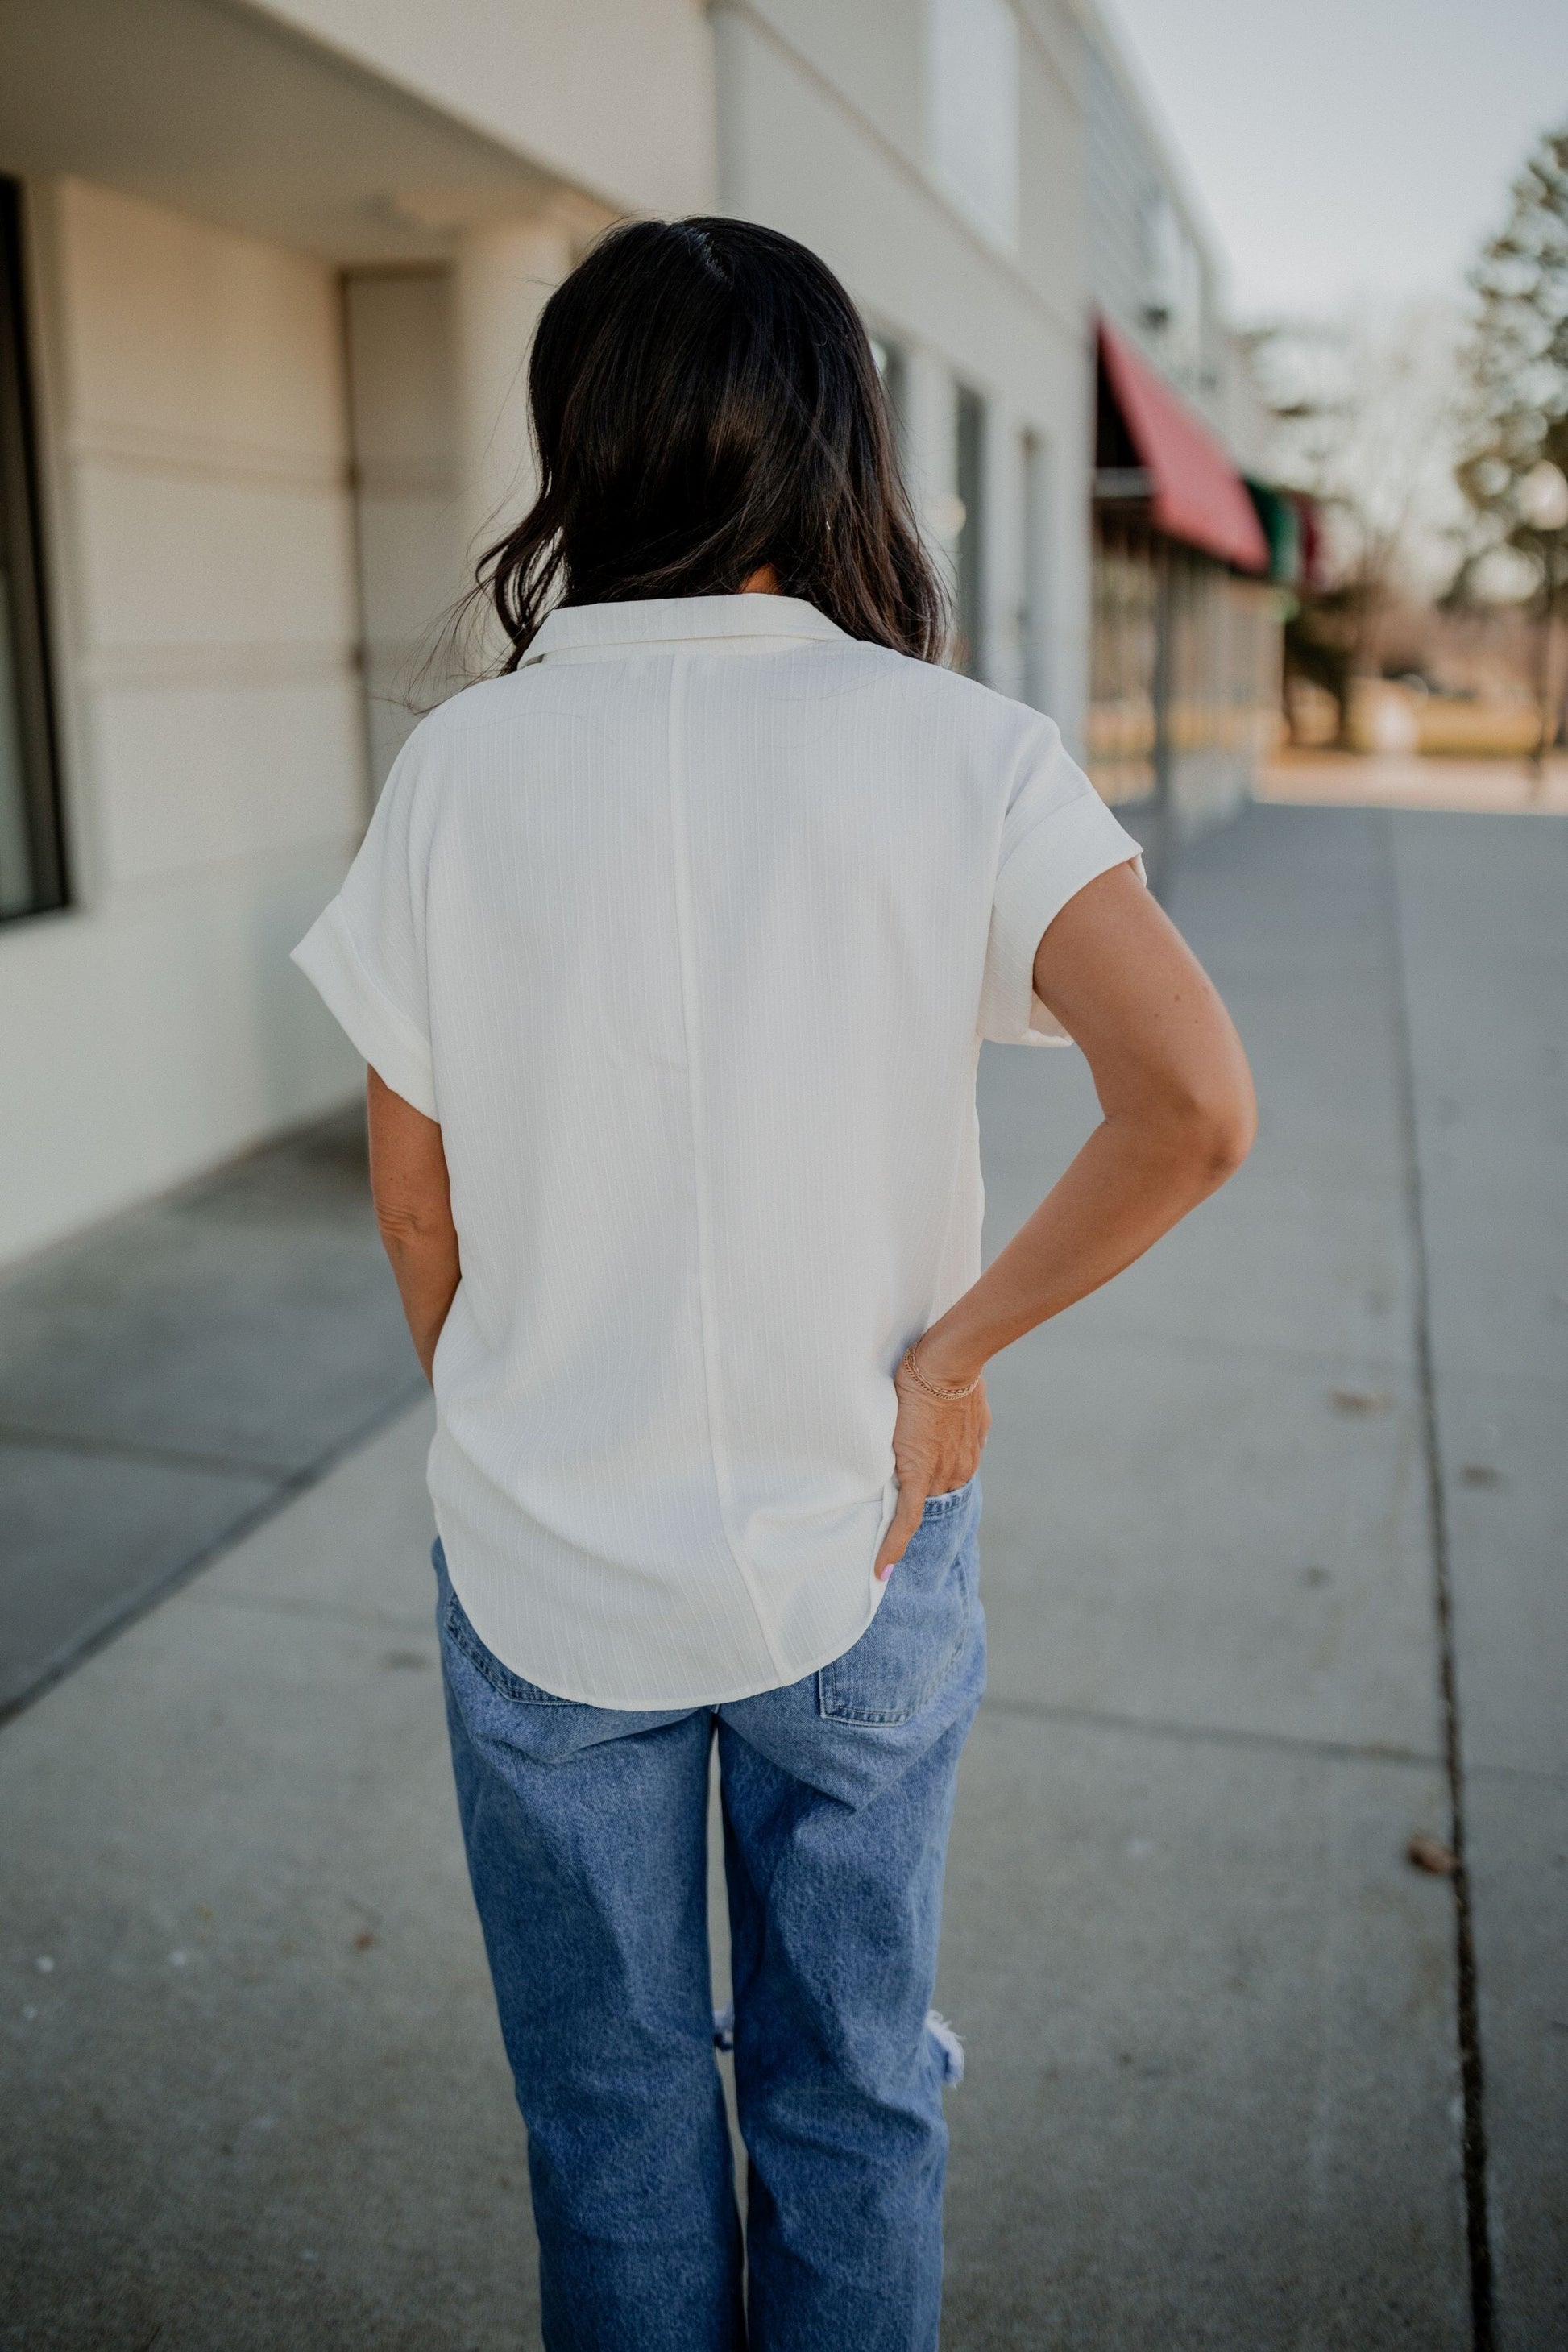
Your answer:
[1086,523,1158,802]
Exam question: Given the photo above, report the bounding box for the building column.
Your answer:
[453,215,575,579]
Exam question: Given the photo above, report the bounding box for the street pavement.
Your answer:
[2,801,1562,2349]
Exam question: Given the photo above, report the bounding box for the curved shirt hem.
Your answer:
[435,1520,894,1712]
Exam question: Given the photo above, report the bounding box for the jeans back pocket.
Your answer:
[816,1476,978,1727]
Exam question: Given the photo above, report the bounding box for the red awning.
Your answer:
[1097,319,1269,575]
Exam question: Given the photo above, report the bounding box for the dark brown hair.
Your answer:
[470,216,948,666]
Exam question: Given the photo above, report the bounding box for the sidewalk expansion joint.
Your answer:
[0,1419,297,1483]
[979,1690,1442,1771]
[1465,1758,1568,1789]
[990,1323,1417,1384]
[189,1589,437,1635]
[0,1376,428,1735]
[1386,812,1495,2352]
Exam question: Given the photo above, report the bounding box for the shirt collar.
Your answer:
[519,594,850,666]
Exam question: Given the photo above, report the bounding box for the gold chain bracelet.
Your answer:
[901,1342,981,1402]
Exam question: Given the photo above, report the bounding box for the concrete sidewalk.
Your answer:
[2,803,1562,2349]
[0,1114,424,1721]
[1259,748,1568,817]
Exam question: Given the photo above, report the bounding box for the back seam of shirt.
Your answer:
[666,647,792,1679]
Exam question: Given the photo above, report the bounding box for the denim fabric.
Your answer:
[435,1475,985,2352]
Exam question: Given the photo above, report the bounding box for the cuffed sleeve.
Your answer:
[978,726,1147,1047]
[292,894,438,1119]
[290,732,439,1118]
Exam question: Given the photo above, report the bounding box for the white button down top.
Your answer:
[292,595,1142,1707]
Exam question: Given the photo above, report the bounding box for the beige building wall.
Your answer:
[0,0,715,1269]
[0,0,1121,1267]
[340,215,585,803]
[0,180,365,1262]
[342,267,464,790]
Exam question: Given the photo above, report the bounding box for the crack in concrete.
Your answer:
[980,1688,1443,1770]
[1386,811,1495,2352]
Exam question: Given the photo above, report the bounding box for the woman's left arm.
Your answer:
[875,861,1255,1574]
[367,1067,460,1382]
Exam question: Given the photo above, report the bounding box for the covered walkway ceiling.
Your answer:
[0,0,573,264]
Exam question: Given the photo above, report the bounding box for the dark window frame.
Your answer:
[953,381,986,679]
[868,333,911,478]
[0,176,68,922]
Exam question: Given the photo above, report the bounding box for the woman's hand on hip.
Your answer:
[874,1350,989,1580]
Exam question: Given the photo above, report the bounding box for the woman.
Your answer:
[292,218,1253,2351]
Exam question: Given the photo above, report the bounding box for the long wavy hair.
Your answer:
[464,216,948,667]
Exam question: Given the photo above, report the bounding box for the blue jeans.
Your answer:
[434,1476,985,2352]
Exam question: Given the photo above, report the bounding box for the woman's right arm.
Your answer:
[875,860,1255,1575]
[367,1066,462,1383]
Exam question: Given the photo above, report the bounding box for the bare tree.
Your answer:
[1251,303,1468,742]
[1454,122,1568,774]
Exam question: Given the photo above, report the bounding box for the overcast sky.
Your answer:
[1100,0,1568,321]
